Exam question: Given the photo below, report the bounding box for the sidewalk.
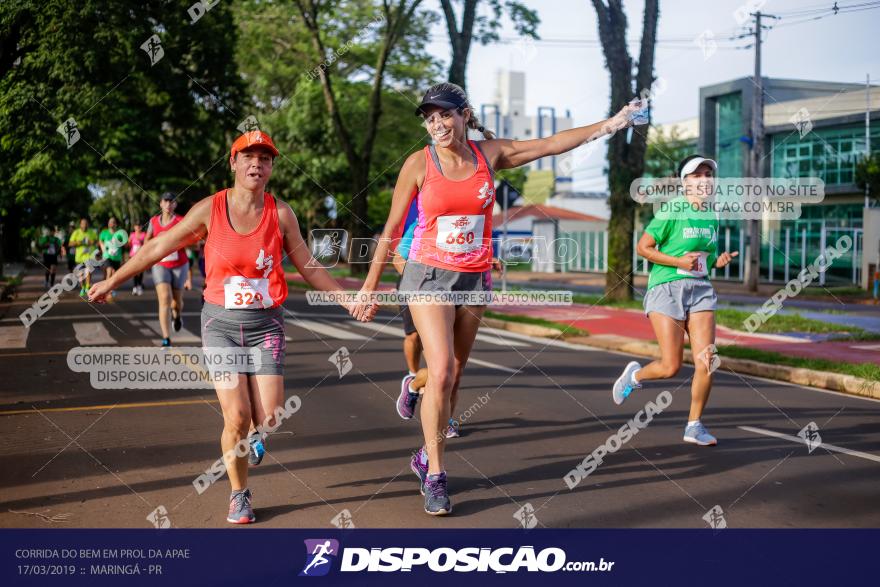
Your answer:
[286,270,880,366]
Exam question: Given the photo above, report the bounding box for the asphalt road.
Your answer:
[1,270,878,529]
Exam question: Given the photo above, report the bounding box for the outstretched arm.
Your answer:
[480,101,642,170]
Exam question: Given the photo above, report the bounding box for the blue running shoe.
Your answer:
[445,418,460,439]
[612,361,642,405]
[423,471,451,516]
[683,421,717,446]
[227,489,255,524]
[410,447,428,495]
[397,374,419,419]
[248,431,265,466]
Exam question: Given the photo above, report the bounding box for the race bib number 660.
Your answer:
[436,215,484,253]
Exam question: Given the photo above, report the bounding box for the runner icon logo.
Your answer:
[331,509,356,529]
[300,539,340,577]
[798,422,822,454]
[513,503,538,529]
[146,505,171,529]
[329,347,353,378]
[702,505,727,530]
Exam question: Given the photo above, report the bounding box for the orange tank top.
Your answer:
[203,190,288,310]
[408,140,495,272]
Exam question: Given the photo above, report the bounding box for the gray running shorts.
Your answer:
[398,260,492,306]
[643,278,717,321]
[152,263,188,289]
[201,302,286,376]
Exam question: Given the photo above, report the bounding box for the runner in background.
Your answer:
[64,221,77,273]
[98,217,125,297]
[68,218,98,297]
[128,222,146,295]
[145,193,193,347]
[38,227,63,288]
[612,155,738,446]
[395,198,424,421]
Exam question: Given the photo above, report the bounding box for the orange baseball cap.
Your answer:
[230,130,279,158]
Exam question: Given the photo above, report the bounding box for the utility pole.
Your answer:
[867,73,872,209]
[744,10,776,292]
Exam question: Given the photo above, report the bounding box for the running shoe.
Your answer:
[396,374,419,419]
[172,310,182,332]
[612,361,642,405]
[445,418,460,439]
[423,471,451,516]
[79,286,88,297]
[160,337,171,348]
[132,287,138,295]
[248,431,265,466]
[410,447,428,495]
[683,422,717,446]
[227,489,255,524]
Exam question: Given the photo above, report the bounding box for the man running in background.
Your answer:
[68,218,98,296]
[99,217,125,297]
[38,227,63,288]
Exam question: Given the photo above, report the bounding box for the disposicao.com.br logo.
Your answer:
[300,541,614,575]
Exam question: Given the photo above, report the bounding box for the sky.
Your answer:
[421,0,879,191]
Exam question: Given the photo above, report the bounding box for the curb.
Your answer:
[483,318,880,401]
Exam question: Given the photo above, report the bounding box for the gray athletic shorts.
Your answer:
[398,260,492,306]
[643,278,717,321]
[152,263,188,289]
[201,303,286,376]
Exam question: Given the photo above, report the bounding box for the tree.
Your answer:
[855,152,880,207]
[233,0,439,242]
[293,0,435,273]
[0,1,246,264]
[590,0,659,300]
[438,0,539,91]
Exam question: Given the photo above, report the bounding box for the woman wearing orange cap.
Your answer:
[89,131,363,524]
[352,82,642,516]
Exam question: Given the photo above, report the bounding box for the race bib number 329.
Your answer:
[224,276,274,309]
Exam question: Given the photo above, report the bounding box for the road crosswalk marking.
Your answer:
[73,322,117,345]
[286,319,369,340]
[145,320,201,344]
[0,326,28,349]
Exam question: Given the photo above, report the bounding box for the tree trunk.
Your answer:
[592,0,659,301]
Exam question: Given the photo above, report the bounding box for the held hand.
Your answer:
[88,281,113,304]
[677,252,702,272]
[184,278,193,291]
[349,288,376,322]
[715,251,739,269]
[609,101,641,132]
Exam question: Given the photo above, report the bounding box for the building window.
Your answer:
[771,123,880,186]
[714,92,743,178]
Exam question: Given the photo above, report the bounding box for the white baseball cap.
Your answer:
[678,156,717,180]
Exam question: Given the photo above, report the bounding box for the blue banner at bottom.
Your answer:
[2,529,874,585]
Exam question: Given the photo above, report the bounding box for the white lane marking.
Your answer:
[139,328,154,336]
[478,326,600,351]
[73,322,117,345]
[474,332,530,348]
[349,320,407,338]
[349,322,520,374]
[739,425,880,464]
[0,326,29,349]
[467,358,519,374]
[145,320,201,344]
[286,319,368,340]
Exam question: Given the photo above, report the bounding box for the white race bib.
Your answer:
[46,244,56,255]
[223,276,274,309]
[160,251,179,263]
[677,252,709,277]
[436,215,484,253]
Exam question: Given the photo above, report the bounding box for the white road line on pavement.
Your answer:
[478,326,601,351]
[145,321,201,344]
[73,322,117,345]
[467,358,520,374]
[349,320,406,337]
[850,344,880,351]
[0,326,28,349]
[0,311,203,324]
[474,332,530,348]
[139,328,154,336]
[286,319,369,340]
[739,425,880,464]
